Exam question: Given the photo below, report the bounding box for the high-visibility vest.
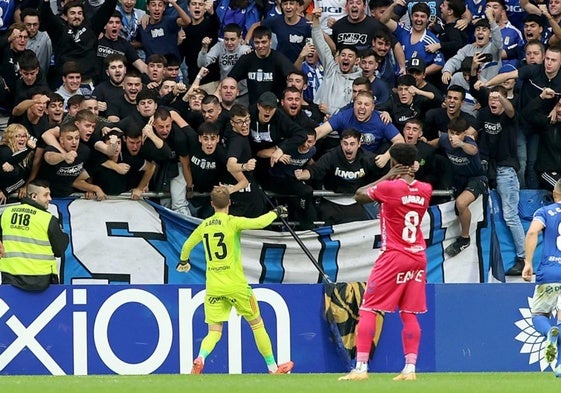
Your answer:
[0,204,57,276]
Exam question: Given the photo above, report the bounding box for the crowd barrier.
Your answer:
[0,283,549,375]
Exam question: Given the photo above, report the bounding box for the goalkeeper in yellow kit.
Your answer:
[177,186,294,374]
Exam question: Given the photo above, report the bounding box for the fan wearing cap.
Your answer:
[380,1,445,78]
[472,62,518,103]
[247,91,308,185]
[486,0,524,68]
[441,6,502,85]
[405,57,444,112]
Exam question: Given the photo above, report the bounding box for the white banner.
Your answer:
[0,196,494,284]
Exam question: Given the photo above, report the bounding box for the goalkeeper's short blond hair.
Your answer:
[211,186,230,209]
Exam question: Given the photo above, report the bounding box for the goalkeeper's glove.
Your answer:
[176,260,191,272]
[273,205,288,219]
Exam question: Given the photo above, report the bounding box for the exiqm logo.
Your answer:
[0,288,291,375]
[514,297,554,371]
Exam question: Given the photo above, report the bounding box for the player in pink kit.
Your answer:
[339,143,433,382]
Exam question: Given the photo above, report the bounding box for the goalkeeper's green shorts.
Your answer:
[204,285,261,324]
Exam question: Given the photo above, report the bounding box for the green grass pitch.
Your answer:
[1,373,560,393]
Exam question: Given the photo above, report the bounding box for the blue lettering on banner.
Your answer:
[315,226,340,282]
[373,234,382,249]
[426,207,445,282]
[64,199,167,284]
[259,244,286,283]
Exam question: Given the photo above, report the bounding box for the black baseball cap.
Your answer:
[406,57,426,73]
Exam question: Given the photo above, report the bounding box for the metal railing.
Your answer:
[56,189,455,200]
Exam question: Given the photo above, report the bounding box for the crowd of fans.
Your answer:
[0,0,558,257]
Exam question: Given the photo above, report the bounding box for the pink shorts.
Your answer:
[361,249,427,313]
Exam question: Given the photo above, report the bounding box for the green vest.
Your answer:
[0,203,57,276]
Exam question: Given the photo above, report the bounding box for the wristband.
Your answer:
[241,163,245,171]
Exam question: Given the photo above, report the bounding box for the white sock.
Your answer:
[355,362,368,372]
[403,363,416,374]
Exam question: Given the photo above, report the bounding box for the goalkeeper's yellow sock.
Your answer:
[198,330,222,360]
[251,320,277,371]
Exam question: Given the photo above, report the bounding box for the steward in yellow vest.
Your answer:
[0,180,69,291]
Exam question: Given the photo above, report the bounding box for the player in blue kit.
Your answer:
[523,179,561,377]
